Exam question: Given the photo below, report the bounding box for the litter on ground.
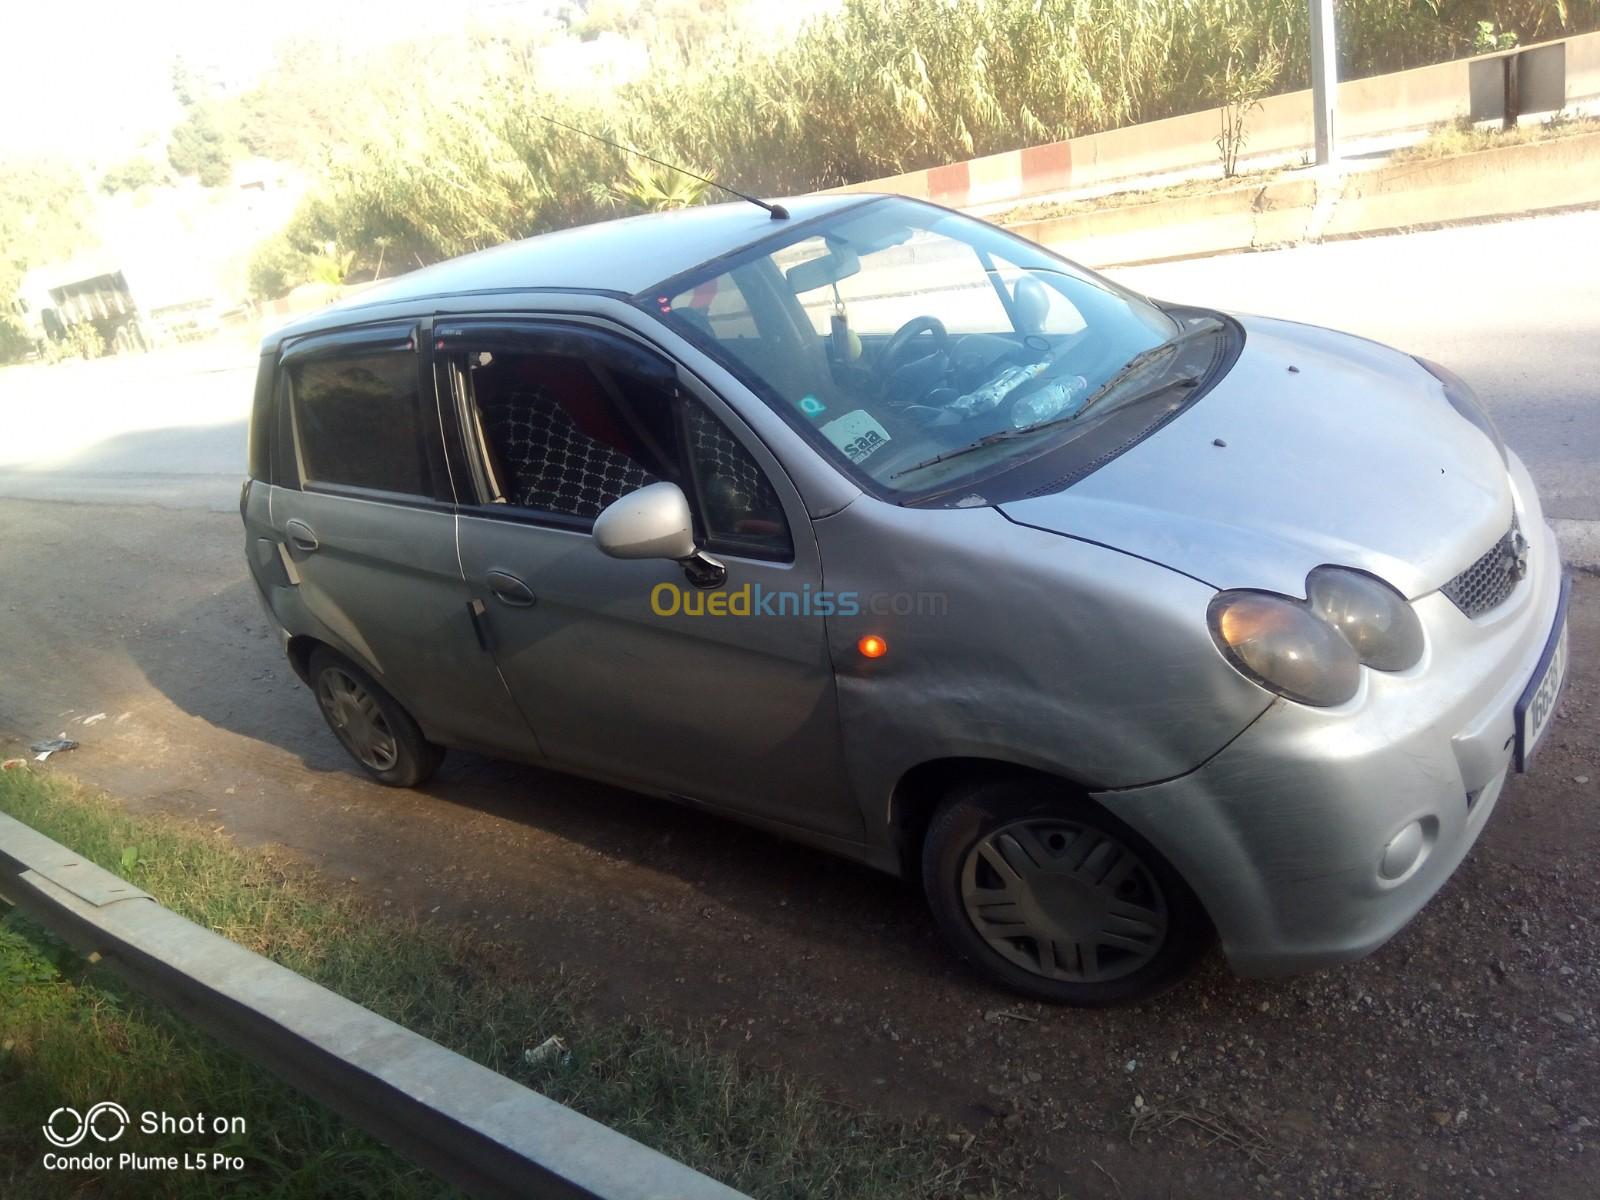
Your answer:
[29,737,80,761]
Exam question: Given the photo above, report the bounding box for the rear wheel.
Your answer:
[922,778,1212,1005]
[308,647,443,787]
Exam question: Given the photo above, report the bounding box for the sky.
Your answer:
[2,0,546,160]
[0,0,840,163]
[8,2,248,157]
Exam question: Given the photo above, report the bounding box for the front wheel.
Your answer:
[922,779,1213,1005]
[308,647,443,788]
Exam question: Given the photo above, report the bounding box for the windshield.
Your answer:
[645,197,1207,501]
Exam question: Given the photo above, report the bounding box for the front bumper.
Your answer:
[1096,468,1566,976]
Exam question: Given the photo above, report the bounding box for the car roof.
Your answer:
[269,193,881,344]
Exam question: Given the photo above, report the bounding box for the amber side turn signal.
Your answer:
[857,634,888,659]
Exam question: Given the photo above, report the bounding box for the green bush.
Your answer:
[169,102,244,188]
[248,233,312,301]
[100,156,168,194]
[0,316,33,364]
[40,323,106,363]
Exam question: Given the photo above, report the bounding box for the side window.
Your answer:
[460,347,792,558]
[466,352,666,520]
[682,401,792,557]
[291,352,429,495]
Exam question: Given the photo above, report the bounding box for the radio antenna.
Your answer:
[536,112,789,220]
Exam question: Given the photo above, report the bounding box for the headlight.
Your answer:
[1306,567,1424,671]
[1209,569,1424,707]
[1208,591,1361,707]
[1415,356,1506,466]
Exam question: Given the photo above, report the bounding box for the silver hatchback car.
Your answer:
[243,194,1570,1004]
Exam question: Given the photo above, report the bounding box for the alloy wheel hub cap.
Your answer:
[319,671,397,771]
[960,818,1168,983]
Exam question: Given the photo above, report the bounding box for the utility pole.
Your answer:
[1309,0,1339,164]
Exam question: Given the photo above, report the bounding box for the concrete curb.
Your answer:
[1007,130,1600,270]
[1554,519,1600,575]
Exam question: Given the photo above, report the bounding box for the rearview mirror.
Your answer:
[785,239,860,295]
[593,483,726,588]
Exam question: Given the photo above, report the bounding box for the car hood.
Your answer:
[998,315,1513,599]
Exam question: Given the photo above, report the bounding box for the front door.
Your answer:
[442,318,862,840]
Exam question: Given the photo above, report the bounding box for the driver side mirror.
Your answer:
[593,482,726,588]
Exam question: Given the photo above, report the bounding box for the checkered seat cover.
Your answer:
[486,384,656,518]
[683,402,783,533]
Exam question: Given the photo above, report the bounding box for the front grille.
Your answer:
[1442,520,1526,618]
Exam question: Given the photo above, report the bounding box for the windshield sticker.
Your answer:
[799,393,827,418]
[821,410,891,465]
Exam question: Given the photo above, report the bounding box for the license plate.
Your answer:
[1514,576,1572,772]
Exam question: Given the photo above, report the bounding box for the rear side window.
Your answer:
[291,353,428,495]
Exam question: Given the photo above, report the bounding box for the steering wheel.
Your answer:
[878,315,950,377]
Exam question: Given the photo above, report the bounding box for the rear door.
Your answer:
[441,316,862,840]
[267,321,538,759]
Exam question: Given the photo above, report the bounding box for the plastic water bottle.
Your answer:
[1011,374,1089,430]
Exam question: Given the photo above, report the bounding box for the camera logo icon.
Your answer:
[43,1102,131,1149]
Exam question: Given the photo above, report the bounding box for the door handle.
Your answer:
[284,519,319,553]
[485,570,536,607]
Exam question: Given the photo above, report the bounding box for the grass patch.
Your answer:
[0,767,1019,1198]
[1390,112,1600,163]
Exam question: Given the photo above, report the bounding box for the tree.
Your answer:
[100,156,168,194]
[168,104,241,187]
[166,55,243,187]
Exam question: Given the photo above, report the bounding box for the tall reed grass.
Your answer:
[255,0,1591,291]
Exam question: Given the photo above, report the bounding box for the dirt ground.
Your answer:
[1,496,1596,1199]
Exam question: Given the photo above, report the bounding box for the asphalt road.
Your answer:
[0,340,254,511]
[1,213,1597,1199]
[1115,212,1600,527]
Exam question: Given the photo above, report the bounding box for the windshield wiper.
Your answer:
[1072,317,1224,416]
[890,318,1223,480]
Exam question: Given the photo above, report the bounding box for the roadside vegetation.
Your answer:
[2,0,1595,360]
[239,0,1592,292]
[997,167,1293,227]
[1391,108,1600,161]
[0,766,1017,1199]
[995,107,1600,228]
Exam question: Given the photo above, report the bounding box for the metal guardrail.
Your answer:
[0,810,749,1200]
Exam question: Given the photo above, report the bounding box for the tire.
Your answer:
[922,778,1213,1006]
[308,647,443,788]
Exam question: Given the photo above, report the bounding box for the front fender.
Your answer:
[813,501,1270,850]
